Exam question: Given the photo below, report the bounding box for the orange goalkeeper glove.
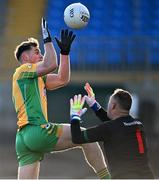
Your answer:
[84,82,101,111]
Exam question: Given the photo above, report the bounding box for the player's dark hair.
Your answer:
[112,89,132,111]
[14,38,39,62]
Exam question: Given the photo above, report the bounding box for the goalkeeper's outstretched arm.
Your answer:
[70,94,109,144]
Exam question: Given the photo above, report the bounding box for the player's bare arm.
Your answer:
[45,29,76,90]
[36,18,58,76]
[45,55,70,90]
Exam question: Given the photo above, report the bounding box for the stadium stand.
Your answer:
[46,0,159,71]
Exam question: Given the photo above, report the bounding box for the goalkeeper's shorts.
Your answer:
[16,123,63,166]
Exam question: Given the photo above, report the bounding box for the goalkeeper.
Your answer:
[70,83,154,179]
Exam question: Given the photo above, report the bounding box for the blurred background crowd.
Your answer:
[0,0,159,178]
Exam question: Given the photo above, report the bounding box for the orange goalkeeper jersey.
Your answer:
[12,63,48,128]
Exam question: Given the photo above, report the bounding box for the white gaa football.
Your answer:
[64,3,90,29]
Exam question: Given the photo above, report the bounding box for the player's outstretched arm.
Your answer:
[70,94,88,144]
[45,29,76,90]
[70,94,110,144]
[37,18,58,76]
[84,82,110,122]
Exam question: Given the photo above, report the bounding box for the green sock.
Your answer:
[97,168,111,179]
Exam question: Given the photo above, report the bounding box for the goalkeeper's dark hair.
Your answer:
[112,89,132,111]
[14,38,39,62]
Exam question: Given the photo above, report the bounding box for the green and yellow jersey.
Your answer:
[12,63,48,128]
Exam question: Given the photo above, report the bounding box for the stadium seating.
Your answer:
[45,0,159,70]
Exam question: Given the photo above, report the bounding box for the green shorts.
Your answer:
[16,123,63,167]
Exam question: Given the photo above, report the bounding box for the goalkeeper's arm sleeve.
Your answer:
[71,119,107,144]
[95,107,111,122]
[71,120,87,144]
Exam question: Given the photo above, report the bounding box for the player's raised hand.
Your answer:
[84,83,101,111]
[55,29,76,55]
[41,17,52,44]
[84,82,96,107]
[70,94,87,121]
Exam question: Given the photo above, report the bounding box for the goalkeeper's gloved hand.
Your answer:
[84,82,101,111]
[41,18,52,44]
[70,94,87,121]
[55,29,76,55]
